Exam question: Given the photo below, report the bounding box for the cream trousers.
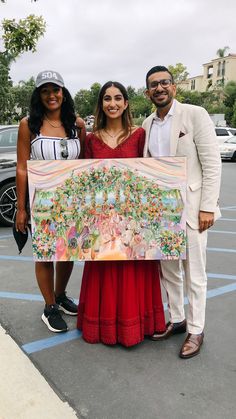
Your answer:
[160,226,208,334]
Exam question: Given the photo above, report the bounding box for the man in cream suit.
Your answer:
[143,66,221,358]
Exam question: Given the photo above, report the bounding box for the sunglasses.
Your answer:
[60,139,69,159]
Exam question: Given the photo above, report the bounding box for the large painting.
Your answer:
[27,157,187,261]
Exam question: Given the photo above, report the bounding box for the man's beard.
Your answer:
[152,94,172,108]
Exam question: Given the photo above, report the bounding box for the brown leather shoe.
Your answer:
[179,332,204,359]
[150,319,187,341]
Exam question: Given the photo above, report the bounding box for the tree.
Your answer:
[200,90,226,114]
[216,46,229,58]
[0,14,45,122]
[74,83,101,117]
[11,77,36,120]
[176,88,226,116]
[168,63,189,83]
[126,86,137,100]
[90,82,101,113]
[2,15,46,59]
[0,54,13,122]
[224,81,236,125]
[230,101,236,128]
[129,88,152,118]
[176,89,203,106]
[74,89,91,117]
[224,81,236,108]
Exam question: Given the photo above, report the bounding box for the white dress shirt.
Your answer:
[148,100,176,157]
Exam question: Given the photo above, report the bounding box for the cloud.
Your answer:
[1,0,236,95]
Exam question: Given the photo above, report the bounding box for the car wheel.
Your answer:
[0,181,17,226]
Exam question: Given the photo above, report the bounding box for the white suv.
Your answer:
[215,127,236,144]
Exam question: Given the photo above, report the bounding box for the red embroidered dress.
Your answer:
[77,128,166,346]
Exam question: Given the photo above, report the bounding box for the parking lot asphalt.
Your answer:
[0,162,236,419]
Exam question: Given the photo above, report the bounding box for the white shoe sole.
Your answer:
[41,313,68,333]
[58,305,78,316]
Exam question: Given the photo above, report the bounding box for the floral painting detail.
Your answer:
[27,157,187,261]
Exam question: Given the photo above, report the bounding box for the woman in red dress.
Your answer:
[77,81,166,346]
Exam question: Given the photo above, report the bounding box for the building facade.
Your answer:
[179,54,236,92]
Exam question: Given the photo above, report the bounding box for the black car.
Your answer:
[0,125,18,226]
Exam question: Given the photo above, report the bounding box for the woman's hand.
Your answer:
[16,208,28,233]
[16,117,31,232]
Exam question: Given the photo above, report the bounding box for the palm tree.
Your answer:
[216,46,230,58]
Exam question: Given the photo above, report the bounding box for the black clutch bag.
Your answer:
[12,224,29,254]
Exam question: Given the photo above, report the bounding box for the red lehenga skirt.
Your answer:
[77,260,166,347]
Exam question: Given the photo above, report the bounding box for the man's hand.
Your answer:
[199,211,214,233]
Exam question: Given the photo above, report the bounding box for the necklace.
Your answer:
[103,128,123,138]
[45,115,62,128]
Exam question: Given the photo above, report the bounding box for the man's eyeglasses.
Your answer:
[60,139,68,159]
[148,79,172,90]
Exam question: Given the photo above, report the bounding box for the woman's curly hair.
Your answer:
[28,86,77,138]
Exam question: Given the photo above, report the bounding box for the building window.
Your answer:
[217,62,221,77]
[191,79,195,90]
[207,66,213,78]
[222,60,225,76]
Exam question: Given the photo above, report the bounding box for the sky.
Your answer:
[1,0,236,95]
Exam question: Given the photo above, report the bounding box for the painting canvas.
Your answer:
[27,157,187,261]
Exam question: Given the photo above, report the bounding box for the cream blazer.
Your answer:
[142,100,222,229]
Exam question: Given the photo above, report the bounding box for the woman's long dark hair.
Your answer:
[93,81,134,143]
[28,86,77,138]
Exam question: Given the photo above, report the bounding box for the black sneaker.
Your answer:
[41,304,68,333]
[55,292,78,316]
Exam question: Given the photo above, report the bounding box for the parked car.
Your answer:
[219,136,236,161]
[0,125,18,226]
[84,115,94,132]
[228,127,236,136]
[215,127,235,144]
[0,125,18,152]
